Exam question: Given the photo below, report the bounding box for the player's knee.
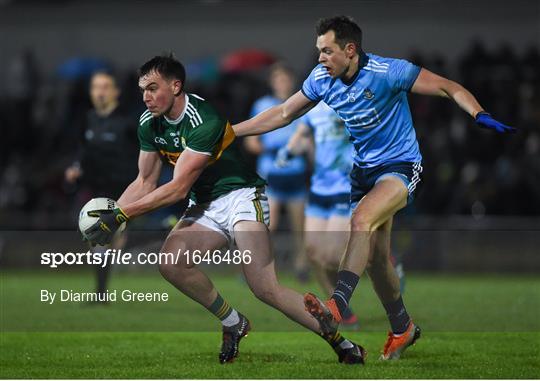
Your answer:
[350,212,377,233]
[251,286,279,307]
[158,262,176,280]
[158,246,192,280]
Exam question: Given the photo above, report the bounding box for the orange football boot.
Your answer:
[380,321,421,360]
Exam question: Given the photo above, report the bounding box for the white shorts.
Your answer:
[181,187,270,244]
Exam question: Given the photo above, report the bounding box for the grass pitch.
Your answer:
[1,269,539,378]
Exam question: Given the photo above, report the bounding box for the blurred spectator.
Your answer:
[63,69,139,301]
[63,70,139,198]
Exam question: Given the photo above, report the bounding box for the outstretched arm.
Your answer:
[411,68,483,117]
[233,91,316,137]
[411,68,515,133]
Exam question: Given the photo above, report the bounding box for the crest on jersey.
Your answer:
[363,88,375,100]
[181,137,187,149]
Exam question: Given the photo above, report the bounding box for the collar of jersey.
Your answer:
[164,93,189,124]
[340,52,368,87]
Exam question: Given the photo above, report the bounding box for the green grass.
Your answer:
[1,270,539,378]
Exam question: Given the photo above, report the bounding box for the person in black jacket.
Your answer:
[65,70,139,303]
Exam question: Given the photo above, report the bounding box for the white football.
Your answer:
[78,197,126,240]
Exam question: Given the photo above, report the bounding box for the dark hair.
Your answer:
[139,53,186,90]
[315,15,363,53]
[90,69,119,88]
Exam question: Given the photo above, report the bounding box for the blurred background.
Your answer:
[0,0,539,273]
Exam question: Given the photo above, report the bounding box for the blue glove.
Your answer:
[274,147,294,168]
[475,112,516,133]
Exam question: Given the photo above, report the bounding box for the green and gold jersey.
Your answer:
[138,93,265,204]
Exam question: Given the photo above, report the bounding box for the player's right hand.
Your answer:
[274,147,294,168]
[84,208,129,246]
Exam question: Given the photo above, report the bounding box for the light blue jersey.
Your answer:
[301,102,353,196]
[302,53,422,168]
[250,95,307,178]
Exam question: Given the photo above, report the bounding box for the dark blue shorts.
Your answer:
[350,162,423,210]
[266,172,307,202]
[305,192,351,219]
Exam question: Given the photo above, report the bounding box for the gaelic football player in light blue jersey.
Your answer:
[276,101,408,330]
[234,16,515,362]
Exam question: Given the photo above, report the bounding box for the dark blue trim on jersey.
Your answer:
[342,67,360,86]
[405,65,422,92]
[342,53,368,86]
[301,87,318,102]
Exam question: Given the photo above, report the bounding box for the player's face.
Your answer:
[138,70,181,117]
[90,73,119,112]
[270,68,294,100]
[316,31,354,79]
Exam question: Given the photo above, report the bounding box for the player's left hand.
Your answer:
[84,207,129,246]
[274,147,294,168]
[475,112,516,133]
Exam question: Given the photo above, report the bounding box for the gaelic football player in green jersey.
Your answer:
[84,54,365,364]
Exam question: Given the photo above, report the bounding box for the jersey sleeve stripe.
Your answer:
[368,59,389,67]
[185,106,201,127]
[364,67,388,73]
[190,93,205,101]
[187,103,203,125]
[139,110,151,121]
[184,146,213,156]
[140,114,153,125]
[315,74,331,81]
[366,63,388,70]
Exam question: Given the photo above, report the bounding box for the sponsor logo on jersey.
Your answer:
[154,137,167,145]
[363,88,375,100]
